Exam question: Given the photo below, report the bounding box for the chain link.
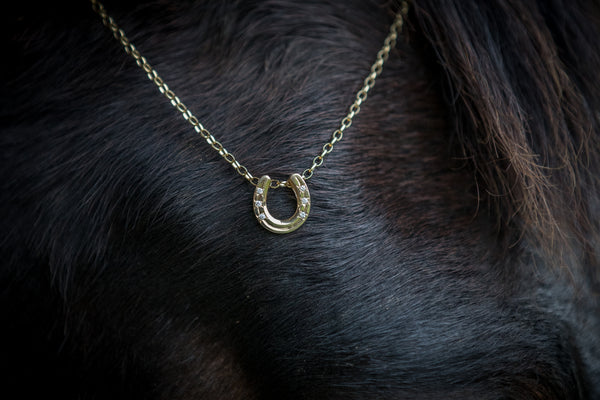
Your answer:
[301,8,408,180]
[91,0,409,187]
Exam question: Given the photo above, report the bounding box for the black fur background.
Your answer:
[2,0,599,399]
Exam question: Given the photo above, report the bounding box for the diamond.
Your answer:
[301,197,308,205]
[255,200,262,207]
[299,211,306,219]
[258,213,266,220]
[299,185,306,192]
[256,188,264,195]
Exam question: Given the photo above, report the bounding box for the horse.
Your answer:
[2,0,599,398]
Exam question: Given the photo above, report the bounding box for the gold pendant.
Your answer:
[253,173,310,234]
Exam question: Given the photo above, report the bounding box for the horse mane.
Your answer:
[413,0,600,266]
[2,0,600,397]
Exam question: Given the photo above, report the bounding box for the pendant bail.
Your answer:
[253,173,310,234]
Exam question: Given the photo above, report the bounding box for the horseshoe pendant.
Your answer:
[253,173,310,234]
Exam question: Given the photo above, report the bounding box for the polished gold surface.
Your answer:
[90,0,409,232]
[253,174,310,234]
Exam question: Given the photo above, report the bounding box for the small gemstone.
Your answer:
[299,185,306,192]
[301,198,308,205]
[258,213,266,220]
[299,211,306,219]
[256,188,264,194]
[255,200,262,207]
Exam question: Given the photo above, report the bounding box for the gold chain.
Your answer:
[90,0,409,189]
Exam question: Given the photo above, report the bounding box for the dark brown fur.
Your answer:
[414,0,600,261]
[1,0,599,398]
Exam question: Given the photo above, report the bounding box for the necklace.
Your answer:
[91,0,409,234]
